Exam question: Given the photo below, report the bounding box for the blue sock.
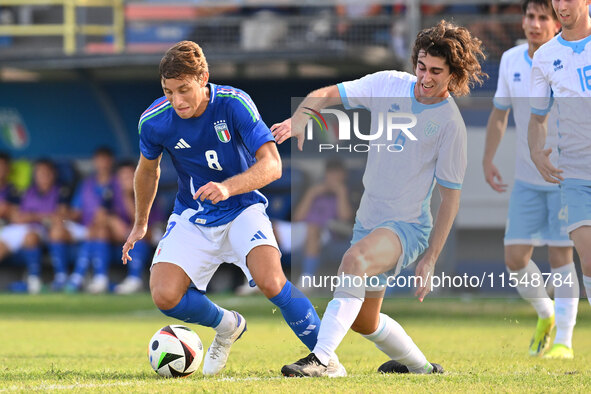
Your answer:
[91,240,111,277]
[128,240,149,278]
[302,256,319,276]
[23,247,41,277]
[49,242,68,277]
[269,281,320,351]
[160,288,224,327]
[73,242,91,277]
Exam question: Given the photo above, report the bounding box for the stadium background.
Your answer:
[1,0,583,294]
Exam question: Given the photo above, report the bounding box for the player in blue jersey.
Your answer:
[120,41,343,376]
[483,0,578,358]
[529,0,591,359]
[274,21,486,377]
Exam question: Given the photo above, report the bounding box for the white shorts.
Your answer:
[151,203,279,292]
[64,221,88,242]
[0,224,45,252]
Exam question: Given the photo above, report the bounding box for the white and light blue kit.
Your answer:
[338,70,467,282]
[494,43,572,246]
[139,83,279,291]
[530,34,591,233]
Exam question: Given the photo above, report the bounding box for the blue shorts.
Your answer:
[561,179,591,233]
[351,218,431,286]
[504,180,572,247]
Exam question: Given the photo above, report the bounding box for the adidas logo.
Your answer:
[299,324,317,337]
[174,138,191,149]
[250,230,267,241]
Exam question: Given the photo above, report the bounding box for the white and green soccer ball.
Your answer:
[148,325,203,378]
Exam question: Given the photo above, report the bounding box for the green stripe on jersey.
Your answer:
[138,103,172,134]
[216,94,257,122]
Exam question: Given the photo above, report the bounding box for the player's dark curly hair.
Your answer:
[411,20,487,97]
[159,41,209,81]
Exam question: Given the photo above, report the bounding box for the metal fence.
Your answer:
[0,0,124,55]
[0,0,524,67]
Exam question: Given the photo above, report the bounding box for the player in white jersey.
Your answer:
[529,0,591,359]
[274,21,486,377]
[483,0,578,359]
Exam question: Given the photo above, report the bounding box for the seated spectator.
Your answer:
[0,152,18,225]
[293,159,352,288]
[65,147,125,293]
[111,160,155,294]
[0,159,68,294]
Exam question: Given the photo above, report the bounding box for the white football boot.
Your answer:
[86,275,108,294]
[114,276,144,294]
[202,311,247,375]
[27,275,42,295]
[282,353,347,377]
[326,356,347,377]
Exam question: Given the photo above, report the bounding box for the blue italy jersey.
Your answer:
[138,83,274,226]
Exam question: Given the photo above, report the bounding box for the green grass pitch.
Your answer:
[0,294,589,392]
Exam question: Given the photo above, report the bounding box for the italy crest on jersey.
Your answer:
[214,120,231,143]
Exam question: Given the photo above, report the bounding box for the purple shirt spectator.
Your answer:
[304,194,338,227]
[71,176,126,226]
[20,185,62,215]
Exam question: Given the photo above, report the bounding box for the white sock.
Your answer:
[69,273,83,287]
[313,274,365,366]
[214,309,236,335]
[553,263,579,348]
[583,275,591,307]
[362,313,431,373]
[508,261,553,318]
[54,272,67,283]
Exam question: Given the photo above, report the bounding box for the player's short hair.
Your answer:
[34,158,55,173]
[94,146,114,158]
[159,41,209,81]
[116,158,136,170]
[325,158,345,172]
[411,20,487,97]
[0,152,11,164]
[522,0,558,20]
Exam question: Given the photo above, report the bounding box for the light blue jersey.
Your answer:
[138,83,274,226]
[530,33,591,182]
[530,31,591,232]
[495,44,571,246]
[338,70,467,229]
[338,70,467,276]
[494,43,559,187]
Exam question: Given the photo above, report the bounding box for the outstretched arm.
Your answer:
[121,153,161,264]
[194,141,281,204]
[414,185,461,302]
[483,107,510,193]
[528,112,563,183]
[271,85,342,150]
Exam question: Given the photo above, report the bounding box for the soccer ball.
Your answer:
[148,325,203,378]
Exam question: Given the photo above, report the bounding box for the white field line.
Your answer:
[0,375,295,392]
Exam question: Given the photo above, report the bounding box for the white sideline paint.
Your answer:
[0,376,289,391]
